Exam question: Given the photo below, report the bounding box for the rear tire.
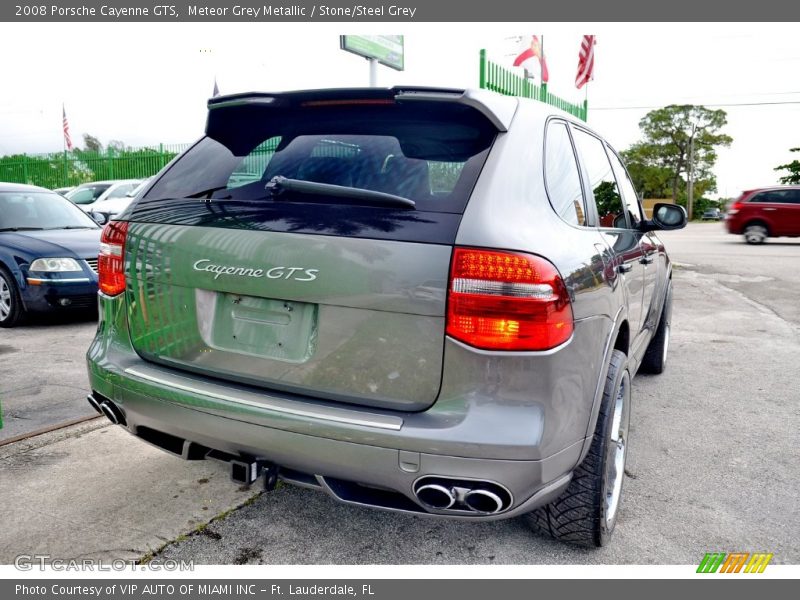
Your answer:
[640,282,672,374]
[0,267,24,328]
[744,224,768,245]
[527,349,631,547]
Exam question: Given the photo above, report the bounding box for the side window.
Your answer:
[607,147,643,225]
[749,192,772,203]
[571,129,627,228]
[759,190,797,204]
[107,184,136,199]
[545,122,586,226]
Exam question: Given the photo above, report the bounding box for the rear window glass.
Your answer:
[143,103,496,214]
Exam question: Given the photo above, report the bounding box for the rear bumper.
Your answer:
[724,215,742,234]
[100,385,577,519]
[87,293,602,519]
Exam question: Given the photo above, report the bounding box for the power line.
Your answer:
[592,100,800,110]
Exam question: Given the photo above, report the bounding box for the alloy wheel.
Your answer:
[603,370,631,530]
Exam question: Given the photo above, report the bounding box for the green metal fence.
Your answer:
[479,49,587,121]
[0,143,191,189]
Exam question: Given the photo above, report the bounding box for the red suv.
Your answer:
[725,186,800,244]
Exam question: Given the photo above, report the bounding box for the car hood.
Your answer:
[1,229,101,259]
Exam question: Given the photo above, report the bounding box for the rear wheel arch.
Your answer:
[575,314,629,468]
[528,348,631,546]
[613,321,630,357]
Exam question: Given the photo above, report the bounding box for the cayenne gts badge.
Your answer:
[192,259,318,281]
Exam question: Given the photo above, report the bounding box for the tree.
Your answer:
[82,133,102,153]
[623,105,732,205]
[621,146,673,199]
[775,148,800,184]
[593,180,622,217]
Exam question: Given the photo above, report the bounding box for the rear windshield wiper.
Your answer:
[265,176,416,210]
[44,226,96,230]
[0,227,45,232]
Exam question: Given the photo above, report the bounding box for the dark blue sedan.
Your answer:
[0,183,101,327]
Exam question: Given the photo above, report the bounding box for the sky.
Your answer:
[1,22,798,198]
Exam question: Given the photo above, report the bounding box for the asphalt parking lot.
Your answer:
[0,223,798,564]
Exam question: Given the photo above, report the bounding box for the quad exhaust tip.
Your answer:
[86,394,103,415]
[413,477,511,515]
[87,393,126,427]
[463,489,504,514]
[416,484,456,510]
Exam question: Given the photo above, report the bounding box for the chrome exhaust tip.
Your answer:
[463,489,504,514]
[415,484,456,510]
[86,394,103,415]
[96,398,126,427]
[99,402,119,425]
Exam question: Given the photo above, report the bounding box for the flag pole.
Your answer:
[540,35,547,98]
[62,102,68,186]
[584,84,589,121]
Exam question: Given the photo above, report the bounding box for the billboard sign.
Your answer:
[340,35,404,71]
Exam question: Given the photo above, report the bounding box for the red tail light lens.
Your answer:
[446,248,573,351]
[98,221,129,296]
[727,201,744,216]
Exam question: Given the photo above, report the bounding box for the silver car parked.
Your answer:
[87,87,686,547]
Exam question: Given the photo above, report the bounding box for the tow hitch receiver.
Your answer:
[229,457,280,489]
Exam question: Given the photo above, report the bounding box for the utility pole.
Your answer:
[687,122,696,220]
[368,58,378,87]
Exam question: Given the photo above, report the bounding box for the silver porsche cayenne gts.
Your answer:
[87,87,686,546]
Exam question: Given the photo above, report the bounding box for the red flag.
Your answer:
[513,35,549,83]
[62,104,73,151]
[576,35,596,89]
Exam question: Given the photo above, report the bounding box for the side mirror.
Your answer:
[91,212,108,226]
[642,203,687,231]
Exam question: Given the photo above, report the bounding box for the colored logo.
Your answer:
[697,552,773,573]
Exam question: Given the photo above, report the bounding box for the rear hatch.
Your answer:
[122,88,510,411]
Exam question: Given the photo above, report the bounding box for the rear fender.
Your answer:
[574,305,628,467]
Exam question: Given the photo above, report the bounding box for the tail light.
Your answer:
[727,201,743,216]
[728,192,750,216]
[98,221,129,296]
[446,247,573,351]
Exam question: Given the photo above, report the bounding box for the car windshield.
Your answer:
[66,184,111,205]
[0,191,100,231]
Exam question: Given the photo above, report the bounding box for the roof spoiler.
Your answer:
[206,87,517,132]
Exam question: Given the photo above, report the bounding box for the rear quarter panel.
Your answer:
[453,104,622,457]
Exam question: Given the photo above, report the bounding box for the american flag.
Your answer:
[62,104,73,151]
[575,35,596,90]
